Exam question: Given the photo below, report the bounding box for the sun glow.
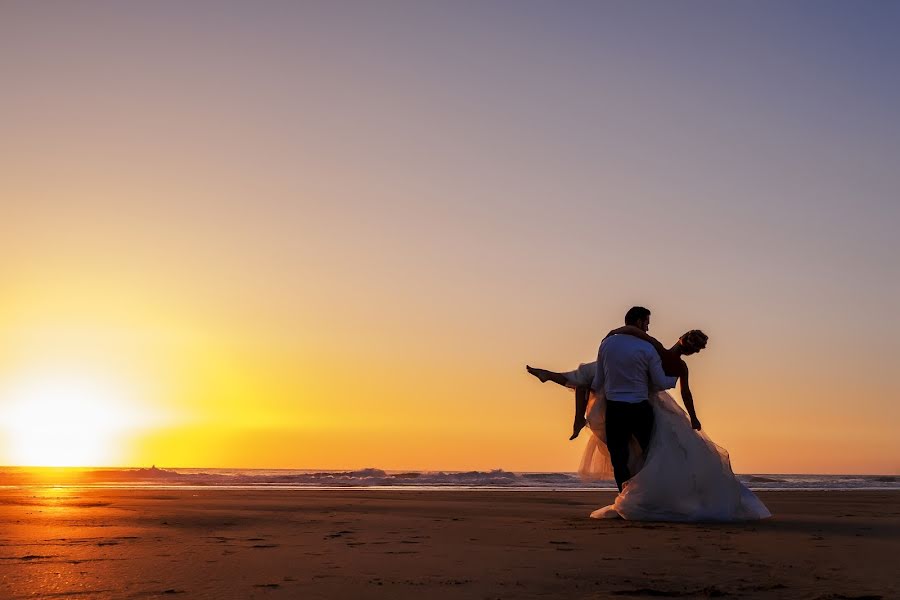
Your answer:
[1,371,142,467]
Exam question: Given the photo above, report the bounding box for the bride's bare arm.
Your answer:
[605,325,667,355]
[679,362,702,431]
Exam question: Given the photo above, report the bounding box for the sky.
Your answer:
[0,1,898,473]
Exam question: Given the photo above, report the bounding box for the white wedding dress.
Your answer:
[562,364,770,522]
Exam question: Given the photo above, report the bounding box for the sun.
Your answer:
[2,371,137,467]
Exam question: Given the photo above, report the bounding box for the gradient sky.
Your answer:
[1,1,898,473]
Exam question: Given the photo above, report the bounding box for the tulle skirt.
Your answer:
[579,390,771,522]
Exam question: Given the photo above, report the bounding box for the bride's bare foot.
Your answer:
[570,415,587,440]
[526,365,551,383]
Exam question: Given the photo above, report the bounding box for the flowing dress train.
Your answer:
[563,365,770,521]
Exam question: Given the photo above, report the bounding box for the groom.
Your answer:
[592,306,678,491]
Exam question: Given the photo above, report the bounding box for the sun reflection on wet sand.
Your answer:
[26,485,83,515]
[0,482,131,598]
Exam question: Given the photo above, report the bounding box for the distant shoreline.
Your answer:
[2,484,900,493]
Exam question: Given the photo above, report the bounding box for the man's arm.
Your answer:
[647,348,678,390]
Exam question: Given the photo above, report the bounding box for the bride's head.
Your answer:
[679,330,708,355]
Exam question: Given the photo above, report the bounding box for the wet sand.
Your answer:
[0,488,897,599]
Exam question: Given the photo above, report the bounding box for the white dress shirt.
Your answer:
[592,334,677,403]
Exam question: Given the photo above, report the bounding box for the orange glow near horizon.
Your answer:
[0,272,897,475]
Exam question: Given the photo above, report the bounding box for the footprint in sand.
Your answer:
[325,530,354,539]
[16,554,57,561]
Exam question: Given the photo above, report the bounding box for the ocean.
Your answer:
[0,467,896,491]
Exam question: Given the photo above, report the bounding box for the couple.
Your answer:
[528,306,770,522]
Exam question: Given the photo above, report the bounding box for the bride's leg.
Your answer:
[570,386,589,440]
[526,366,570,387]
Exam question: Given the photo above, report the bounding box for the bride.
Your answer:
[528,327,770,522]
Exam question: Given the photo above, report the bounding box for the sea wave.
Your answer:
[0,467,897,490]
[0,467,585,489]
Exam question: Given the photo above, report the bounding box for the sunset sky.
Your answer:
[1,2,897,474]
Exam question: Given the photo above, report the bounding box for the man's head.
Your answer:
[679,330,709,355]
[624,306,651,332]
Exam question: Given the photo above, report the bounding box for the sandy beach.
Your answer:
[0,489,896,599]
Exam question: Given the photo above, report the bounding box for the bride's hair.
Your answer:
[679,330,709,353]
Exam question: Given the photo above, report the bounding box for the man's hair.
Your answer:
[624,306,651,326]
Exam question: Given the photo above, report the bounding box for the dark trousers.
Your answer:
[605,399,654,491]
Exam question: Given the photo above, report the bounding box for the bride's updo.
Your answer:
[679,330,709,354]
